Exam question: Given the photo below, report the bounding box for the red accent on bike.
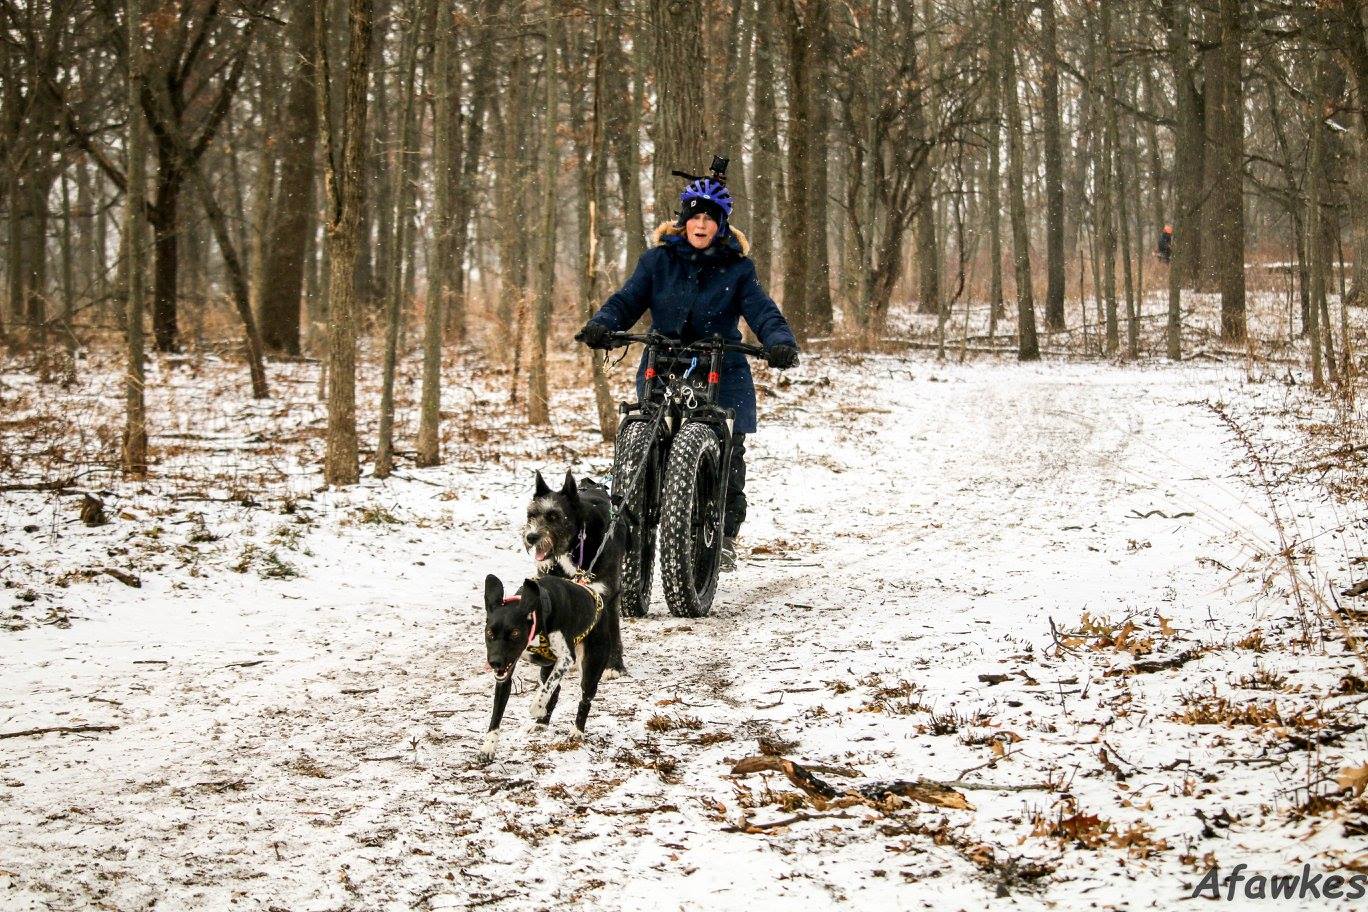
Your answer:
[645,368,656,379]
[708,371,720,384]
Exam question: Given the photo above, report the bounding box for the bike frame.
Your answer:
[610,331,766,542]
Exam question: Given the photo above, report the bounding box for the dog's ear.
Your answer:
[561,470,579,504]
[534,470,552,498]
[484,574,504,609]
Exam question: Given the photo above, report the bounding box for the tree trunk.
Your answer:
[1107,54,1136,359]
[259,0,320,357]
[721,0,754,210]
[985,0,1005,338]
[1002,1,1037,361]
[149,143,181,353]
[418,0,456,465]
[248,61,279,321]
[605,0,646,270]
[1095,8,1119,353]
[651,0,705,221]
[447,0,500,341]
[779,0,814,340]
[495,32,529,339]
[913,0,940,318]
[803,1,833,336]
[751,0,779,289]
[376,0,423,478]
[123,0,149,476]
[24,168,50,357]
[319,0,376,486]
[584,0,615,440]
[528,7,559,425]
[1307,50,1329,384]
[1040,0,1066,330]
[1216,0,1245,343]
[5,169,23,340]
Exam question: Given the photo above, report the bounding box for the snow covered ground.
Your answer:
[2,340,1366,911]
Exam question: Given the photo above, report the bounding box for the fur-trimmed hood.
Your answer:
[650,221,752,257]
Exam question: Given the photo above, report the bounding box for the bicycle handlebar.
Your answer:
[604,330,768,359]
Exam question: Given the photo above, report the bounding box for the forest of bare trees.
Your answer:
[4,0,1368,482]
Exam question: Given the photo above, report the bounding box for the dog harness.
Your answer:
[523,581,605,664]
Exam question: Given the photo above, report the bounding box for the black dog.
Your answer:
[524,470,625,676]
[477,573,617,762]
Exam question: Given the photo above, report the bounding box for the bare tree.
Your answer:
[1039,0,1065,331]
[417,0,455,465]
[376,0,425,478]
[122,0,148,476]
[1002,0,1038,360]
[318,0,376,486]
[259,0,320,357]
[1215,0,1245,342]
[527,2,558,425]
[651,0,705,220]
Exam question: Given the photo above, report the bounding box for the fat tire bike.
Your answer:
[605,331,772,619]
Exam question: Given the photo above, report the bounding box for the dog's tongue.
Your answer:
[535,543,552,561]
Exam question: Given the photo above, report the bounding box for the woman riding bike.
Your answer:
[576,169,799,571]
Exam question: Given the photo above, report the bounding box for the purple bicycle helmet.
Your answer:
[678,178,733,227]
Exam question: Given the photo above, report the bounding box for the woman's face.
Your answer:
[685,213,719,250]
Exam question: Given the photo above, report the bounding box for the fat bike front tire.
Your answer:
[658,422,725,618]
[611,419,656,617]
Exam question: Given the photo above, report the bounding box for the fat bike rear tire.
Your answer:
[611,419,656,617]
[658,422,724,618]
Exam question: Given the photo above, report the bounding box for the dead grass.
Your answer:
[1234,662,1289,691]
[644,714,702,733]
[857,673,930,715]
[1174,689,1286,727]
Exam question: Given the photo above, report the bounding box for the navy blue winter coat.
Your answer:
[587,224,797,434]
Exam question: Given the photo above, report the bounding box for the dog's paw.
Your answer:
[567,727,585,743]
[601,667,623,682]
[530,694,549,720]
[474,731,499,764]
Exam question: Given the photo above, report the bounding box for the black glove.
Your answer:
[576,321,612,350]
[767,344,799,370]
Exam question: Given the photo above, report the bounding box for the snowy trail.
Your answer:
[2,357,1348,911]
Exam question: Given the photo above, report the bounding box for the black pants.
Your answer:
[725,433,746,538]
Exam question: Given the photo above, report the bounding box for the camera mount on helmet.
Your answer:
[671,154,730,186]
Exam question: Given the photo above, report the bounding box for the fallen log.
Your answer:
[730,755,979,810]
[0,724,118,740]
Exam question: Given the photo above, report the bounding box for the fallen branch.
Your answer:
[724,810,858,832]
[0,724,119,740]
[582,803,680,817]
[731,755,975,810]
[341,687,379,695]
[1048,616,1079,656]
[1108,648,1205,676]
[103,568,141,588]
[1126,509,1196,519]
[0,477,79,493]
